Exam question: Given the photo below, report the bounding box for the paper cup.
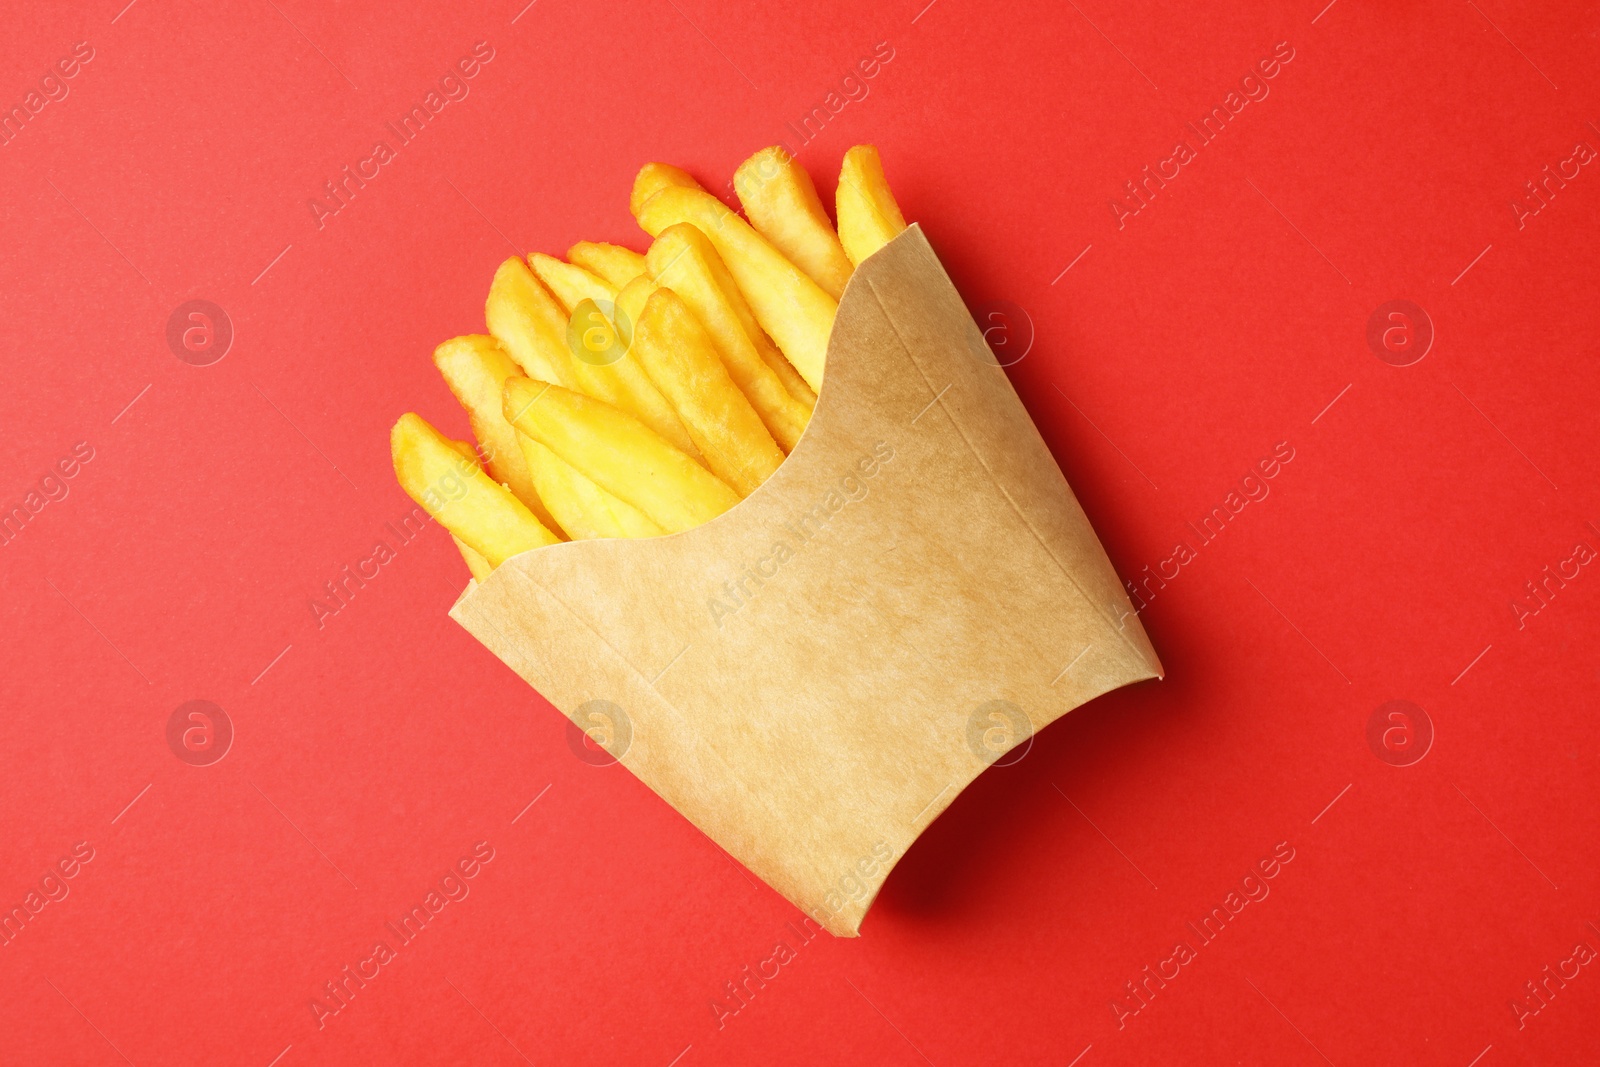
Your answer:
[453,225,1161,935]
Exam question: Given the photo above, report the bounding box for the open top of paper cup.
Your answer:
[452,225,1162,936]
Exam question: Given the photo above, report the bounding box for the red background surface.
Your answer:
[3,0,1598,1063]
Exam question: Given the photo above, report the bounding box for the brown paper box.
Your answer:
[451,225,1162,936]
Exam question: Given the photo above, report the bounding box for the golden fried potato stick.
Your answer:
[514,432,664,540]
[735,146,854,300]
[443,439,509,579]
[447,438,481,464]
[756,334,817,406]
[391,413,559,566]
[528,253,616,312]
[567,298,627,369]
[485,257,701,460]
[568,242,647,288]
[836,145,907,267]
[485,257,580,388]
[637,186,836,393]
[503,377,739,534]
[455,400,656,544]
[451,535,494,581]
[630,162,704,219]
[661,234,816,408]
[646,225,811,451]
[706,277,816,407]
[571,326,702,460]
[632,289,785,496]
[637,227,814,406]
[432,335,561,532]
[613,274,659,348]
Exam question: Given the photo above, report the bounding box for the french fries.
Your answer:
[575,336,703,460]
[735,146,854,301]
[632,289,785,495]
[391,413,559,566]
[526,255,631,377]
[433,349,655,544]
[568,242,647,288]
[445,439,508,580]
[516,433,665,540]
[432,334,561,533]
[394,145,909,580]
[441,385,660,543]
[836,145,907,267]
[630,162,704,218]
[756,332,818,407]
[646,224,811,451]
[485,257,579,387]
[637,186,836,393]
[613,274,658,348]
[486,254,702,459]
[451,535,494,581]
[503,377,739,534]
[528,253,617,311]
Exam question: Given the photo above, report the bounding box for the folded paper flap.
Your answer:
[862,236,1160,674]
[451,224,1160,935]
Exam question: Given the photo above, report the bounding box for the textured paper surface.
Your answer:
[451,225,1161,935]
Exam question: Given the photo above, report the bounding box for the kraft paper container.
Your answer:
[451,225,1162,936]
